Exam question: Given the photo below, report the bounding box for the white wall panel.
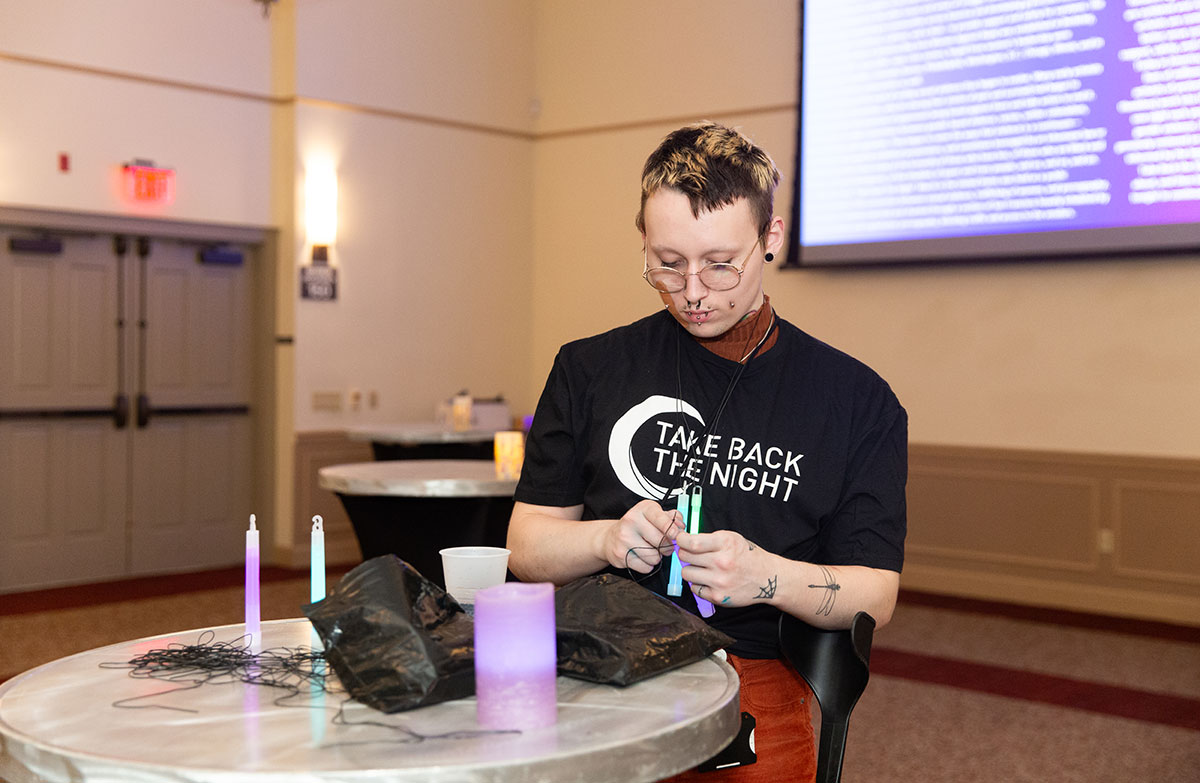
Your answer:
[0,60,272,225]
[295,0,537,134]
[0,0,272,95]
[292,103,534,431]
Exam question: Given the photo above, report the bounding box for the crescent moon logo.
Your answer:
[608,395,705,499]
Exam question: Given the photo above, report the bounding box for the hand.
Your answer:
[601,499,683,574]
[675,529,775,608]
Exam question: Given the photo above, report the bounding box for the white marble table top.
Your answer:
[0,619,739,783]
[318,460,519,498]
[347,422,502,445]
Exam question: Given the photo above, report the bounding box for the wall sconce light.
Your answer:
[305,164,338,264]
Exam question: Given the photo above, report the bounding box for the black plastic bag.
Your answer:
[555,574,734,686]
[303,555,475,713]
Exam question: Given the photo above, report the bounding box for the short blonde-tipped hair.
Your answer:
[635,121,780,236]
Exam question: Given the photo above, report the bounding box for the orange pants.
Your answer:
[660,655,816,783]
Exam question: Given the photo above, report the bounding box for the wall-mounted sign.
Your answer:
[301,262,337,301]
[123,161,176,204]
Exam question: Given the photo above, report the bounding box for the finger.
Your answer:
[694,582,732,607]
[646,507,684,539]
[644,517,682,556]
[680,562,712,587]
[675,529,718,554]
[623,546,656,574]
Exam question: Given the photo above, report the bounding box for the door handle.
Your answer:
[114,235,129,431]
[135,238,151,430]
[136,393,151,428]
[114,394,129,429]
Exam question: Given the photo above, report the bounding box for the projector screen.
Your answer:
[792,0,1200,266]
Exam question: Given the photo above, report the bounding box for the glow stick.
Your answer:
[245,514,261,652]
[688,489,715,617]
[310,515,326,603]
[667,491,688,596]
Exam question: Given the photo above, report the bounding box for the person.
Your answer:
[507,121,907,782]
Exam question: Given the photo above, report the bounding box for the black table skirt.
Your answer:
[370,440,494,461]
[335,493,514,586]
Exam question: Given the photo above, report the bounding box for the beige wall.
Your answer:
[530,0,1200,461]
[289,0,537,431]
[14,0,1194,460]
[527,2,1199,624]
[3,2,1197,612]
[291,102,535,429]
[0,0,272,225]
[296,0,536,134]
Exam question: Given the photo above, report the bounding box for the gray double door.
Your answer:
[0,229,254,591]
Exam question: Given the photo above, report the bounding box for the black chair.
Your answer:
[778,610,876,783]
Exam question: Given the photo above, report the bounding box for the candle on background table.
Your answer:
[451,391,473,432]
[493,430,525,480]
[310,515,326,603]
[474,582,557,731]
[245,514,261,652]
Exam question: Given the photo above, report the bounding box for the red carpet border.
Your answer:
[870,647,1200,732]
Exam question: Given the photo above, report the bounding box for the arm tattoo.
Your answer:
[754,575,778,600]
[808,565,841,616]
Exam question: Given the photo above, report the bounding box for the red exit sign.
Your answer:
[123,163,176,204]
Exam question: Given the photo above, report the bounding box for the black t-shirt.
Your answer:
[515,310,907,658]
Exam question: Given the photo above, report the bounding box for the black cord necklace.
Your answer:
[623,310,779,581]
[669,310,778,500]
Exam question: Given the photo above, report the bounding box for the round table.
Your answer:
[319,460,518,584]
[0,619,740,783]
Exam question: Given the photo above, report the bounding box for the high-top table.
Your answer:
[319,460,518,584]
[0,619,740,783]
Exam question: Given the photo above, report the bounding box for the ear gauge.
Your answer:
[764,252,775,263]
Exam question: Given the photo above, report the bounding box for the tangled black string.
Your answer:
[99,630,517,744]
[623,531,677,582]
[99,630,335,712]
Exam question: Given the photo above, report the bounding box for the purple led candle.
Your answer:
[474,582,557,730]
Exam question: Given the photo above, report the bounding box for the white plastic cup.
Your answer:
[439,546,510,611]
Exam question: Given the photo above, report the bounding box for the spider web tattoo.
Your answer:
[754,575,778,600]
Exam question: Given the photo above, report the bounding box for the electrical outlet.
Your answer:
[1098,528,1115,554]
[349,388,362,412]
[368,390,379,409]
[312,391,342,412]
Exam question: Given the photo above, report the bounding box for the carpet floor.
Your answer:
[2,568,1198,782]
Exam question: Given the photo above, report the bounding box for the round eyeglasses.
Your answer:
[642,241,760,293]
